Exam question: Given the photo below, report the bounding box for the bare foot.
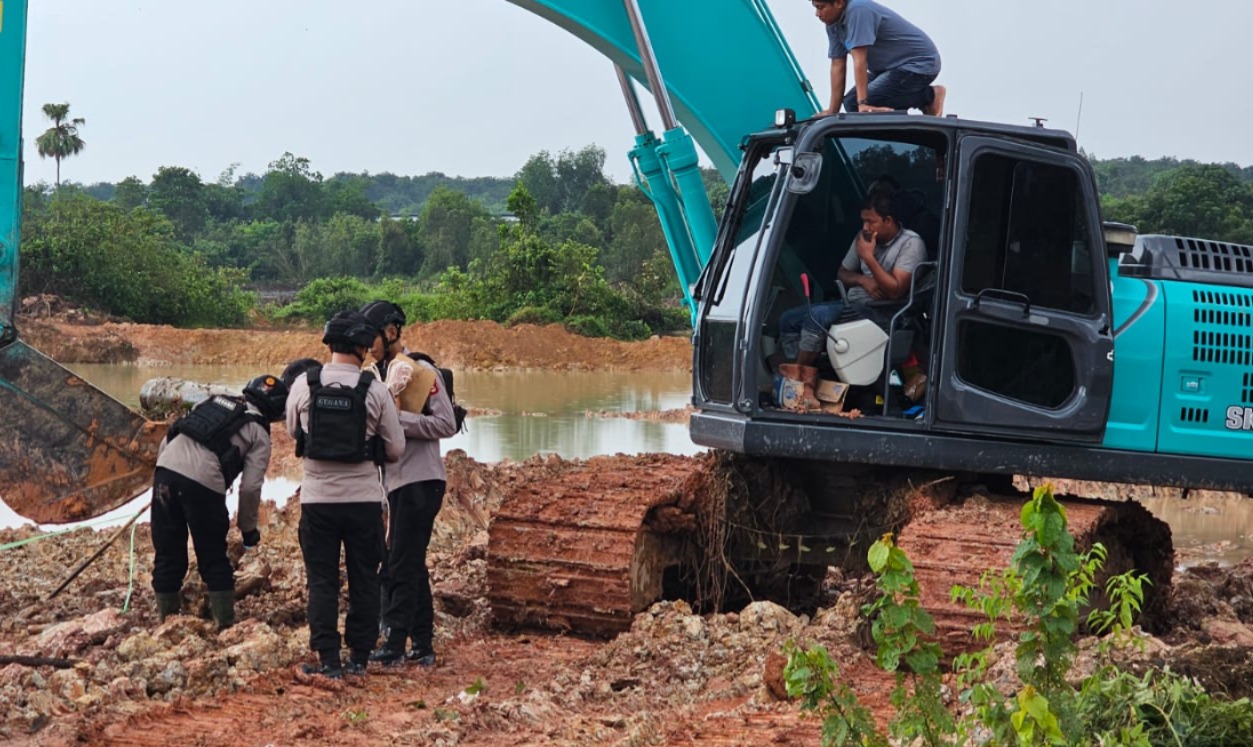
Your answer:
[924,85,946,116]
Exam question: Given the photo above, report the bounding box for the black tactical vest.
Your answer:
[298,369,381,463]
[166,395,266,487]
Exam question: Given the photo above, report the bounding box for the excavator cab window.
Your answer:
[956,154,1093,408]
[760,131,947,408]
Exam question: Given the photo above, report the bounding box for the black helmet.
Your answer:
[243,374,289,423]
[360,300,406,332]
[322,310,379,349]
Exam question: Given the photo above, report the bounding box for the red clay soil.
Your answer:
[17,316,693,372]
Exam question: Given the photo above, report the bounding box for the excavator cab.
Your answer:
[692,114,1119,470]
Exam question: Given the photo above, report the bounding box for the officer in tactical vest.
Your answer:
[286,310,405,679]
[151,374,288,630]
[359,300,459,667]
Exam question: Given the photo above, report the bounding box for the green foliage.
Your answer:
[1101,163,1253,244]
[505,306,562,327]
[254,153,327,223]
[787,484,1250,747]
[418,187,495,278]
[148,166,209,241]
[783,642,886,747]
[862,535,954,746]
[19,193,251,326]
[516,146,610,215]
[15,145,691,337]
[275,277,371,323]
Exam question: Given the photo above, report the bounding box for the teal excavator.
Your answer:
[4,2,1252,641]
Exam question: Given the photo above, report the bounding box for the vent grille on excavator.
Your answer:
[1179,407,1210,424]
[1191,290,1253,365]
[1176,237,1253,274]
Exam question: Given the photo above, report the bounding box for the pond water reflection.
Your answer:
[67,364,702,462]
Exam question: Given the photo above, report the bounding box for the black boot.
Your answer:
[369,628,407,667]
[301,649,343,679]
[154,592,181,622]
[406,643,437,668]
[206,590,235,630]
[345,649,370,676]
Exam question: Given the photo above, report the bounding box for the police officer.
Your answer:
[359,300,459,667]
[286,310,404,679]
[151,374,288,630]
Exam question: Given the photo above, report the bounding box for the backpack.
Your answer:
[167,395,266,488]
[411,352,468,433]
[297,369,384,463]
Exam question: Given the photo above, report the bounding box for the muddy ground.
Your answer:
[3,305,1253,744]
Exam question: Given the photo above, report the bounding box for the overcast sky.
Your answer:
[19,0,1253,187]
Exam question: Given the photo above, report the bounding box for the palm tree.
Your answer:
[34,103,86,188]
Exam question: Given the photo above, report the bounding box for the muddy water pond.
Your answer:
[68,363,702,462]
[4,364,1251,566]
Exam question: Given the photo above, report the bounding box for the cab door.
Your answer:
[932,136,1113,442]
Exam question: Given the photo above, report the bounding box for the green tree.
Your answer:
[603,192,667,284]
[516,145,610,215]
[112,176,147,210]
[34,103,86,189]
[255,153,327,223]
[1104,164,1253,244]
[418,186,493,277]
[375,216,423,277]
[325,175,382,220]
[148,166,209,241]
[19,193,250,325]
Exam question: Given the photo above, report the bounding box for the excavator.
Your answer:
[2,1,1249,645]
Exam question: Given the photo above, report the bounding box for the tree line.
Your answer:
[18,110,1253,334]
[18,145,690,337]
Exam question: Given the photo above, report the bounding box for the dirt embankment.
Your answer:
[16,301,692,372]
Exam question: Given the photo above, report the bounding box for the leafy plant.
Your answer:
[786,483,1251,747]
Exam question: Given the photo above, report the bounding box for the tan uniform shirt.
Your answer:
[155,403,272,534]
[285,362,405,505]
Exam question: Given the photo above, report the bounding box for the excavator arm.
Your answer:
[1,0,23,340]
[507,0,819,310]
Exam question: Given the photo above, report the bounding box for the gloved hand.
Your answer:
[386,361,414,398]
[242,528,261,550]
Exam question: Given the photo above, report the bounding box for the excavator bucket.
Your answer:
[0,339,165,524]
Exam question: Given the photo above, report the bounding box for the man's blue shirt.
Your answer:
[827,0,940,76]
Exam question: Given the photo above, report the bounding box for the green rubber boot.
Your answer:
[155,592,181,621]
[207,590,236,630]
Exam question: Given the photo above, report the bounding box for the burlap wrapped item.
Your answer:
[364,353,437,413]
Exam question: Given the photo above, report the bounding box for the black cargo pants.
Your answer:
[379,480,445,651]
[299,502,384,657]
[151,467,233,593]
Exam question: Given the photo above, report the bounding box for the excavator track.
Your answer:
[487,453,1176,646]
[486,453,711,636]
[897,491,1175,653]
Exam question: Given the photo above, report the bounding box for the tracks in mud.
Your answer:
[485,454,1177,654]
